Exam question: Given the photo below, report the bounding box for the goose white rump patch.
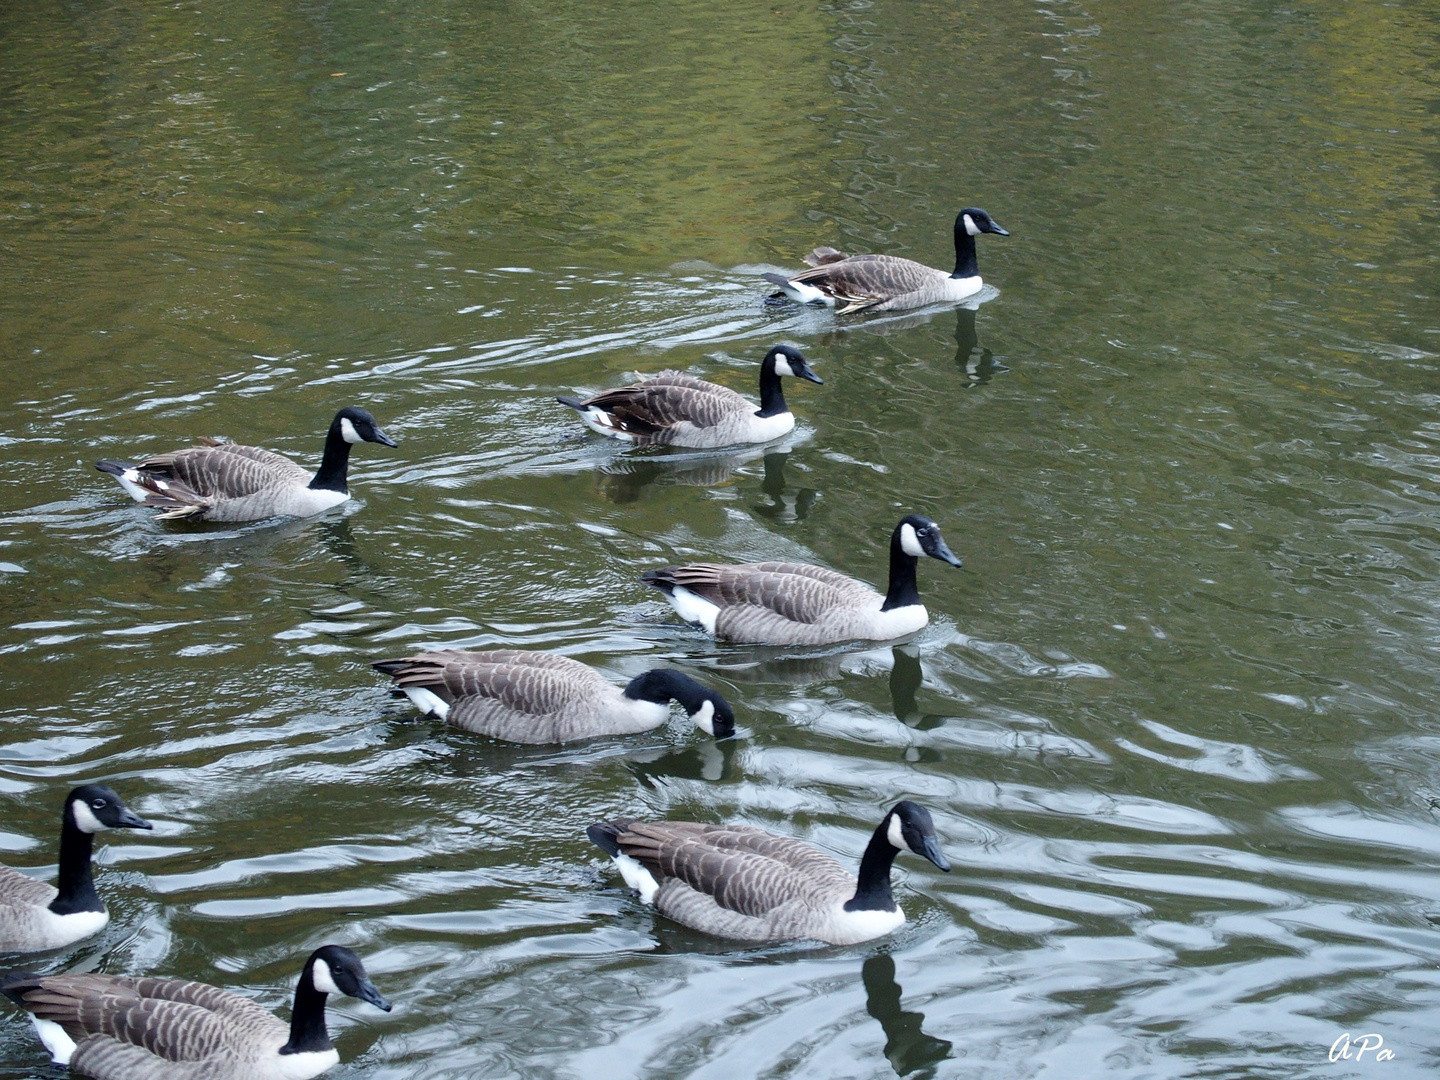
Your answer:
[31,1018,77,1065]
[614,853,659,904]
[402,686,451,719]
[112,469,152,503]
[778,279,836,307]
[667,587,720,634]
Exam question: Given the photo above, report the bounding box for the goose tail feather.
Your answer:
[0,970,43,1006]
[639,567,678,596]
[556,395,588,412]
[586,822,624,857]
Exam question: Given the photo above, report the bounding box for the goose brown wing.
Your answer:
[378,650,609,715]
[584,375,750,434]
[138,443,309,500]
[788,254,938,312]
[803,247,849,267]
[617,823,849,916]
[15,973,280,1060]
[662,562,876,624]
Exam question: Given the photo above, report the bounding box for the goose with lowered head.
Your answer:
[373,649,736,743]
[557,345,821,447]
[1,944,391,1078]
[587,801,950,944]
[95,406,397,522]
[0,785,151,954]
[641,514,962,645]
[763,208,1008,314]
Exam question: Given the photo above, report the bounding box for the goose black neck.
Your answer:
[951,226,979,279]
[756,361,789,418]
[280,969,334,1056]
[881,530,921,612]
[624,669,705,712]
[308,421,353,493]
[844,818,900,912]
[48,817,101,916]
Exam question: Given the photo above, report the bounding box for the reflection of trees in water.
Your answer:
[863,953,953,1078]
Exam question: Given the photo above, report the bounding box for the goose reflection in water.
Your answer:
[952,307,1007,387]
[589,444,815,517]
[625,730,741,786]
[863,953,953,1078]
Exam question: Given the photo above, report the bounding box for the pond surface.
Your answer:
[3,0,1440,1076]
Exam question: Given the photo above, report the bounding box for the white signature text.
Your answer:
[1330,1033,1395,1063]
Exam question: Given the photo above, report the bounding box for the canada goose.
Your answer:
[640,514,963,645]
[372,650,737,743]
[95,407,398,522]
[763,208,1009,314]
[1,943,390,1078]
[0,785,151,953]
[587,801,950,944]
[556,345,822,447]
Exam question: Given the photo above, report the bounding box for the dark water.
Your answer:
[3,0,1440,1076]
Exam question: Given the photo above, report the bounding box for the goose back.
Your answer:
[608,821,863,942]
[642,561,918,645]
[783,254,953,314]
[374,650,672,743]
[572,371,773,447]
[6,972,293,1079]
[0,870,66,952]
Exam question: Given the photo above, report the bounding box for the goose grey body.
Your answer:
[0,786,151,954]
[372,650,736,743]
[95,407,397,522]
[763,209,1008,314]
[640,515,963,645]
[557,345,821,447]
[1,944,391,1079]
[587,801,950,945]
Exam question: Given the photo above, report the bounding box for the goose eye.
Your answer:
[91,799,106,808]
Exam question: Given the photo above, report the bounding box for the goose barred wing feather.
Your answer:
[787,255,940,313]
[582,374,751,439]
[15,973,282,1070]
[0,868,61,950]
[659,562,878,624]
[616,823,852,918]
[0,865,59,909]
[139,443,310,500]
[803,247,849,267]
[380,650,609,715]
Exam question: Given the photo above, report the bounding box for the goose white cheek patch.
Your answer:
[690,699,716,736]
[899,523,924,557]
[340,418,362,444]
[773,355,794,377]
[71,801,106,834]
[887,813,913,853]
[311,960,341,995]
[963,214,981,236]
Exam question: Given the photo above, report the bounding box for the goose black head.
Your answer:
[333,407,399,448]
[625,670,738,739]
[307,945,392,1012]
[957,208,1009,238]
[895,515,963,568]
[765,345,824,385]
[66,784,152,835]
[885,801,950,871]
